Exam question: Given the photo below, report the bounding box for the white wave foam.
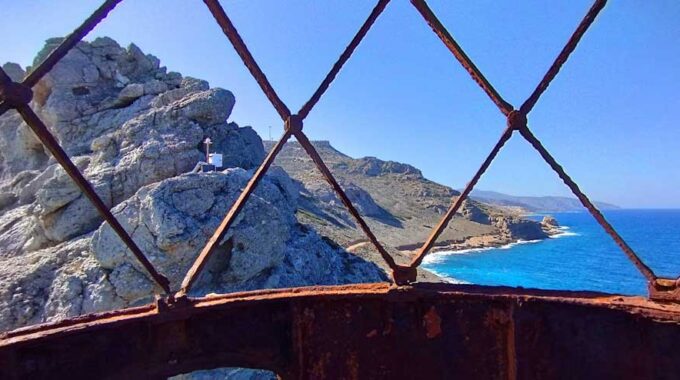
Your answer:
[422,239,543,265]
[549,226,579,239]
[423,268,469,284]
[422,247,494,265]
[498,239,542,249]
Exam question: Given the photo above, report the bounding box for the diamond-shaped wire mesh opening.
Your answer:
[0,0,677,318]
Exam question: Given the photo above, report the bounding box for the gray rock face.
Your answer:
[0,236,124,332]
[0,38,385,341]
[0,168,385,337]
[0,37,265,254]
[90,170,384,301]
[491,216,548,241]
[2,62,25,82]
[172,368,276,380]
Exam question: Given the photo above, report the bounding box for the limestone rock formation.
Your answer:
[490,216,548,241]
[541,215,559,228]
[0,37,264,256]
[90,170,384,303]
[0,169,384,331]
[0,38,383,336]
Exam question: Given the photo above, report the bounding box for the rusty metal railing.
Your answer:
[0,0,677,303]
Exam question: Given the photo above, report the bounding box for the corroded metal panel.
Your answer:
[1,283,679,379]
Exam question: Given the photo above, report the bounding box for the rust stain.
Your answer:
[505,305,517,380]
[423,306,442,339]
[347,351,359,380]
[484,306,517,380]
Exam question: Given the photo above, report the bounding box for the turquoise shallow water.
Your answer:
[423,209,680,296]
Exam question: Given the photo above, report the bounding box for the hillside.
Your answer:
[469,189,619,213]
[264,141,554,262]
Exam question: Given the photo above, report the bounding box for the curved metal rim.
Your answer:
[4,282,679,344]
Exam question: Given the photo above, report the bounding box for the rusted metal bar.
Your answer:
[297,0,391,120]
[0,70,33,108]
[294,129,399,272]
[649,278,680,302]
[410,125,515,268]
[405,0,660,288]
[179,130,293,296]
[15,105,171,294]
[184,1,406,287]
[0,67,11,84]
[517,124,656,282]
[0,0,122,117]
[0,68,10,114]
[520,0,607,114]
[203,0,291,121]
[409,0,513,116]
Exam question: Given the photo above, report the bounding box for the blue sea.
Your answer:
[423,209,680,296]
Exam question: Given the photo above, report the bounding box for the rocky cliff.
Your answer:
[0,38,385,334]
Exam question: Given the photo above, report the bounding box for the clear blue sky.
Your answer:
[2,1,679,208]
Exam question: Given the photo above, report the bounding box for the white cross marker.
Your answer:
[203,137,212,163]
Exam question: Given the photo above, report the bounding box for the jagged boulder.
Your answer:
[91,170,385,302]
[0,38,266,254]
[0,169,385,332]
[541,215,559,228]
[0,236,124,332]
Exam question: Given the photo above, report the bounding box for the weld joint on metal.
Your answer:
[507,110,527,131]
[392,265,418,286]
[0,81,33,108]
[285,114,303,134]
[156,294,191,313]
[649,278,680,304]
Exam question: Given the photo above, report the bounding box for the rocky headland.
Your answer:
[0,37,557,337]
[264,140,557,266]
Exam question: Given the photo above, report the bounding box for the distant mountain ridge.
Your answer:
[468,190,619,213]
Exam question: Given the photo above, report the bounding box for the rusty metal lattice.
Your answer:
[0,0,678,320]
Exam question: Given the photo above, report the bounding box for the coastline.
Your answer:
[398,224,570,283]
[399,223,565,258]
[345,214,567,284]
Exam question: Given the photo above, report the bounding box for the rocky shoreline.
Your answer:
[403,215,563,255]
